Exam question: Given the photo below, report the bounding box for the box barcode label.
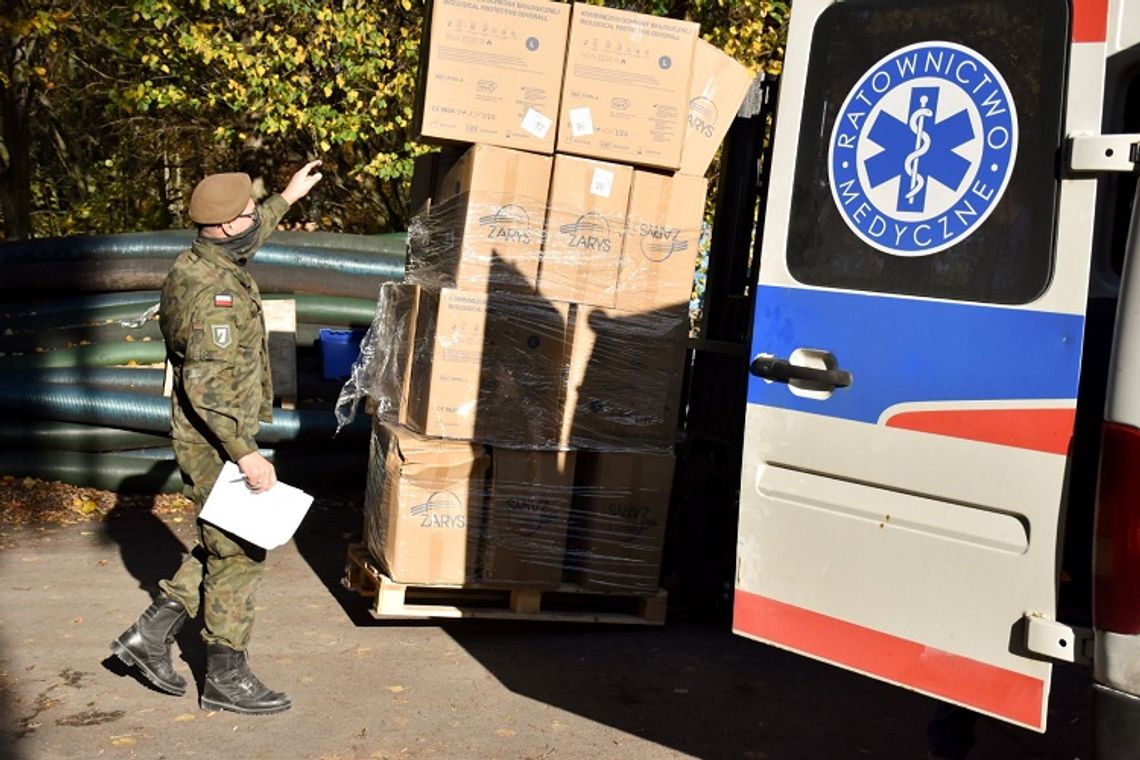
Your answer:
[590,169,615,198]
[521,109,552,140]
[569,107,594,137]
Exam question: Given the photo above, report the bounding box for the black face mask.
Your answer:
[211,213,262,265]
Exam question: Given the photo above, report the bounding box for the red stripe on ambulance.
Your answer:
[883,407,1076,455]
[733,590,1046,730]
[1071,0,1108,42]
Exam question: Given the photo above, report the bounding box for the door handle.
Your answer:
[750,355,852,389]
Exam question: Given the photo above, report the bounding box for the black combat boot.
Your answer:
[200,643,292,715]
[109,596,189,696]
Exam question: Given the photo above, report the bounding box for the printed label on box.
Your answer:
[570,107,594,137]
[521,108,553,140]
[590,169,615,198]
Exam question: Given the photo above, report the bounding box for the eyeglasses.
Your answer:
[216,211,256,230]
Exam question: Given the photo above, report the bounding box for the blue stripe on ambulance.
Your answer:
[747,286,1085,422]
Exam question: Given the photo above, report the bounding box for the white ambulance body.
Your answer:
[733,0,1140,747]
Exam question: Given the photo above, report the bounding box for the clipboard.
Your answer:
[198,461,314,550]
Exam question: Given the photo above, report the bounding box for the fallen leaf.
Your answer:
[495,728,517,737]
[174,714,196,722]
[386,685,404,693]
[110,736,136,746]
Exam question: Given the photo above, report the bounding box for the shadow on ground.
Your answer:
[291,497,1092,760]
[98,492,207,690]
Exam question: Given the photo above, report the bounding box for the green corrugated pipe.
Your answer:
[0,448,368,493]
[1,368,165,393]
[0,382,370,443]
[8,303,162,331]
[276,295,378,325]
[0,421,169,452]
[1,291,160,319]
[3,292,377,326]
[1,315,375,353]
[0,451,185,493]
[0,229,407,267]
[0,258,400,299]
[3,365,345,400]
[0,342,166,369]
[0,323,163,353]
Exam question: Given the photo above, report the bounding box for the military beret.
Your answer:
[188,172,252,225]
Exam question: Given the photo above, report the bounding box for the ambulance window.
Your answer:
[785,0,1069,304]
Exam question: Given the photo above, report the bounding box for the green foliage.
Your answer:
[1,0,787,238]
[103,0,425,233]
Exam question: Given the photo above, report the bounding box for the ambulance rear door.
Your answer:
[734,0,1107,731]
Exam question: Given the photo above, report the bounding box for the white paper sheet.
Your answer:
[198,462,314,550]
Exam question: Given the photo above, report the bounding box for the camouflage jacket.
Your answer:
[160,194,289,461]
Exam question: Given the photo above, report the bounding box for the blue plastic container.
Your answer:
[319,328,367,380]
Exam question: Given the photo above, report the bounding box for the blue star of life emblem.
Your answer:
[829,42,1018,256]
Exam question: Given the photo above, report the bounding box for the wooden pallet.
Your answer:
[342,544,666,625]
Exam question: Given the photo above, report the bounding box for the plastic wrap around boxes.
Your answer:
[345,0,753,594]
[364,419,674,591]
[352,170,696,590]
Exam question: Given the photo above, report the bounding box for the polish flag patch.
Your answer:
[214,293,234,308]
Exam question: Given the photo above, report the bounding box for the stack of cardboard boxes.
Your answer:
[363,0,753,595]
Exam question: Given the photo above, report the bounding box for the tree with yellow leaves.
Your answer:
[0,0,786,238]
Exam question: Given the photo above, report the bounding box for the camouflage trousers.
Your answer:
[159,438,266,651]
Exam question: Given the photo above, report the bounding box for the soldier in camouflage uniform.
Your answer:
[111,162,323,715]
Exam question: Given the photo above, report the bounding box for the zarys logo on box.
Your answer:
[828,42,1018,256]
[688,96,718,138]
[478,204,532,245]
[559,212,612,252]
[409,491,466,529]
[638,223,689,262]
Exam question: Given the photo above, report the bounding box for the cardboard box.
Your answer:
[413,0,570,153]
[678,39,754,177]
[412,145,553,294]
[481,448,577,587]
[364,420,489,585]
[557,4,698,169]
[566,451,675,592]
[562,304,687,451]
[406,286,574,447]
[538,155,633,307]
[616,171,708,312]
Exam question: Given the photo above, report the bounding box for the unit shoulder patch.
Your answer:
[210,324,234,349]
